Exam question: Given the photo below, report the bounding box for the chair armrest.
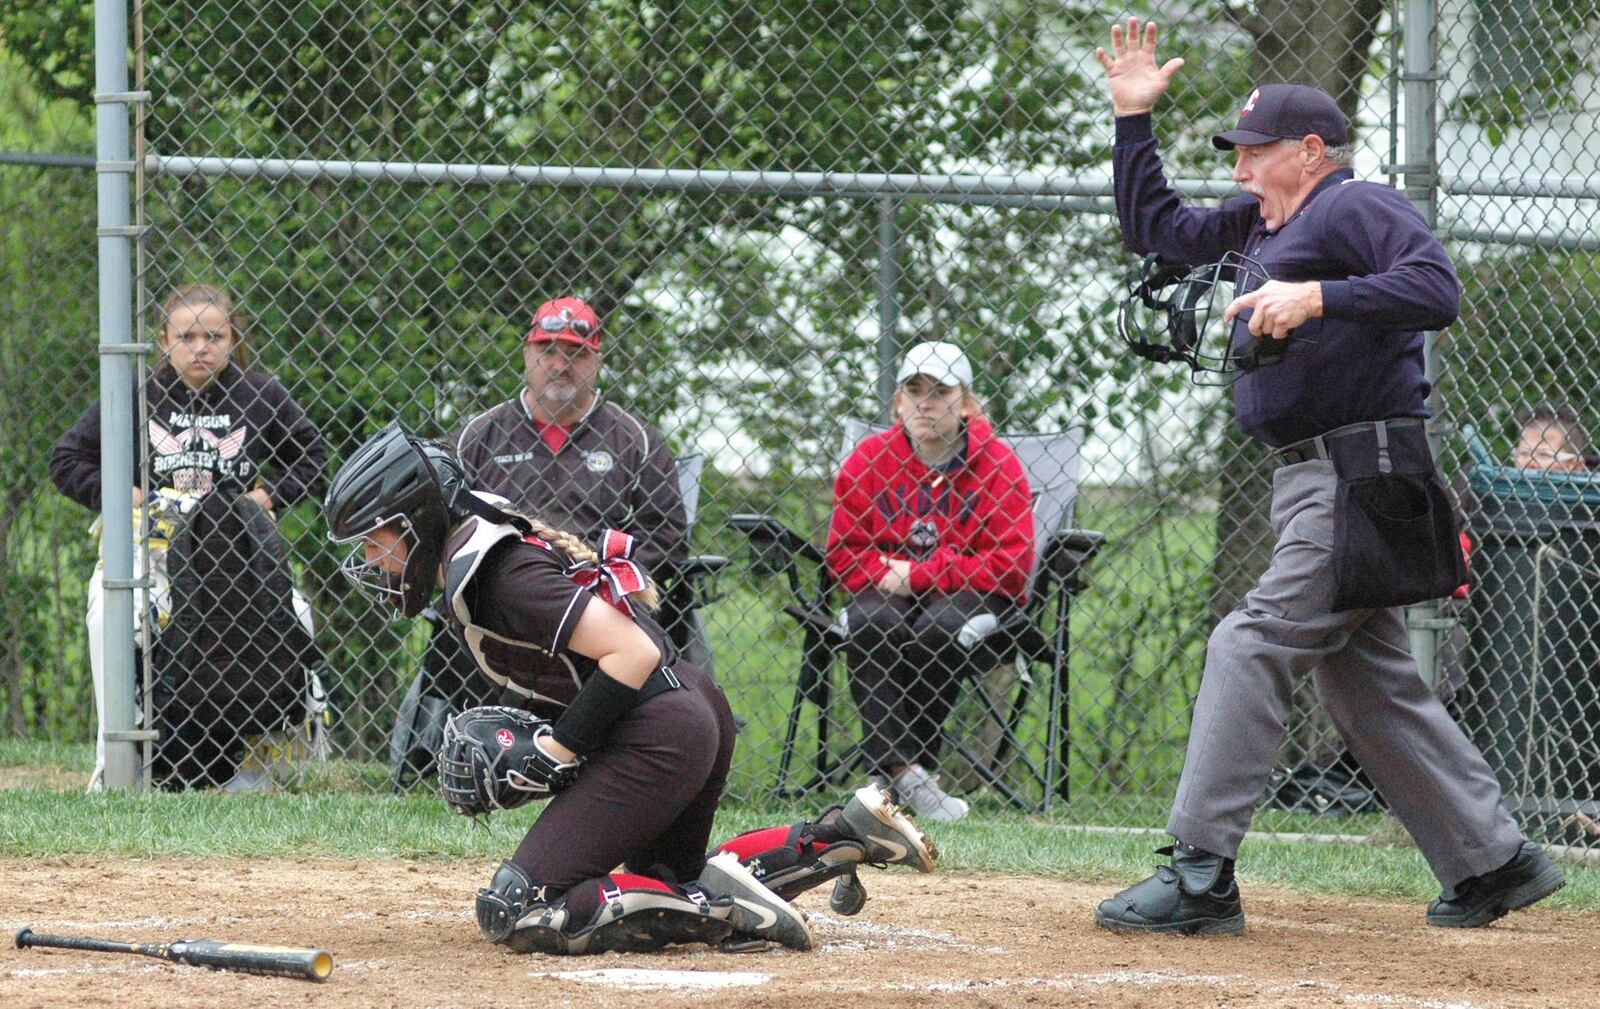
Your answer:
[678,554,730,579]
[728,512,789,538]
[1043,528,1107,589]
[728,512,825,572]
[783,602,848,640]
[656,555,731,616]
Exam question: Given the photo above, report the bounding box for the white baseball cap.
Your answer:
[896,341,973,388]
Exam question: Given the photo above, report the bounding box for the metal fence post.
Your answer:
[95,0,141,790]
[876,195,900,422]
[1401,0,1449,688]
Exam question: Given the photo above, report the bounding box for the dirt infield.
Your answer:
[0,856,1592,1008]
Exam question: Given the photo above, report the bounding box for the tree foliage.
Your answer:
[0,44,98,735]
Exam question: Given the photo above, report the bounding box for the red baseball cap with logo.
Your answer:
[527,297,602,350]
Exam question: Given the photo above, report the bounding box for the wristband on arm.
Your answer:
[550,671,642,756]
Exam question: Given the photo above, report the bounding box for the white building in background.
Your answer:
[1434,0,1600,247]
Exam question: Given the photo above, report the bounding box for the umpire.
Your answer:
[1092,18,1564,934]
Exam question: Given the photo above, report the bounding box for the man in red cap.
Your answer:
[518,296,607,429]
[455,297,687,578]
[395,298,692,768]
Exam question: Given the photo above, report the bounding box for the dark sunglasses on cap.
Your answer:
[533,315,596,337]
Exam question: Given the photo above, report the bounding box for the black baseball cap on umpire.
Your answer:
[1212,83,1349,150]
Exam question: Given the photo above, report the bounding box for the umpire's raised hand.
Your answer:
[1095,17,1186,116]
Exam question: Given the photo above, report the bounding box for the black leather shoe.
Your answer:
[1426,842,1565,928]
[1094,843,1245,936]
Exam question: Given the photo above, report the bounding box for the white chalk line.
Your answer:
[1,906,468,934]
[806,912,1007,954]
[6,962,169,980]
[2,915,246,932]
[338,909,470,922]
[533,968,772,991]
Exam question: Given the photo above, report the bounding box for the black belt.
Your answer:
[1277,418,1426,467]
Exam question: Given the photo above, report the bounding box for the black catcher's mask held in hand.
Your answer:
[1116,252,1293,379]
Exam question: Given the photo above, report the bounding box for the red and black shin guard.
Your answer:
[712,813,869,912]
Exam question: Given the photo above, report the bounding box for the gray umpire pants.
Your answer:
[1166,458,1525,889]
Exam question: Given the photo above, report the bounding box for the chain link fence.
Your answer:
[0,44,102,748]
[1434,0,1600,852]
[4,0,1600,851]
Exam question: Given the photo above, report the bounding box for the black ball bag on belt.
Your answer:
[1330,423,1468,612]
[151,493,319,740]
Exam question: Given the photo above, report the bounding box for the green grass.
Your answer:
[0,738,92,770]
[1,785,1596,911]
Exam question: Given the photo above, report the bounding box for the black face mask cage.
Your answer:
[1118,252,1293,382]
[1116,256,1194,366]
[335,518,421,612]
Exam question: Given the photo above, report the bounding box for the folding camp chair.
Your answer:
[389,453,726,792]
[656,454,730,673]
[729,421,1104,812]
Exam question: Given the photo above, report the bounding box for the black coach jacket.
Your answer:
[453,393,688,578]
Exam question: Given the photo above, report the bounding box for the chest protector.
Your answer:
[441,515,585,708]
[443,512,680,710]
[150,493,318,731]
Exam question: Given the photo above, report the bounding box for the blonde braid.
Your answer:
[516,511,661,611]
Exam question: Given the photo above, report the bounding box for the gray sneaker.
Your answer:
[697,852,814,950]
[840,783,939,871]
[892,764,969,823]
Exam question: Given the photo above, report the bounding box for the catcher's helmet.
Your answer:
[324,422,476,617]
[1116,252,1291,378]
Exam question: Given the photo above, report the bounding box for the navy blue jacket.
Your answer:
[1113,113,1460,447]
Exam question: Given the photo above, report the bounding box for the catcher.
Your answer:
[325,423,939,954]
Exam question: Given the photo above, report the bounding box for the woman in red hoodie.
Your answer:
[826,341,1035,822]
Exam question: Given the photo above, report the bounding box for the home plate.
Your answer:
[534,968,772,990]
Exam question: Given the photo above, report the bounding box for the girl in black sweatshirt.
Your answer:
[51,284,328,792]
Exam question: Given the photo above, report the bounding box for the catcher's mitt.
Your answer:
[438,706,581,816]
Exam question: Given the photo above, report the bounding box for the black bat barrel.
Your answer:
[16,927,333,982]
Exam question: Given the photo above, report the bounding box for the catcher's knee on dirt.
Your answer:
[476,860,552,945]
[478,863,734,955]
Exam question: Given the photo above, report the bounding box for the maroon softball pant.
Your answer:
[510,661,737,896]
